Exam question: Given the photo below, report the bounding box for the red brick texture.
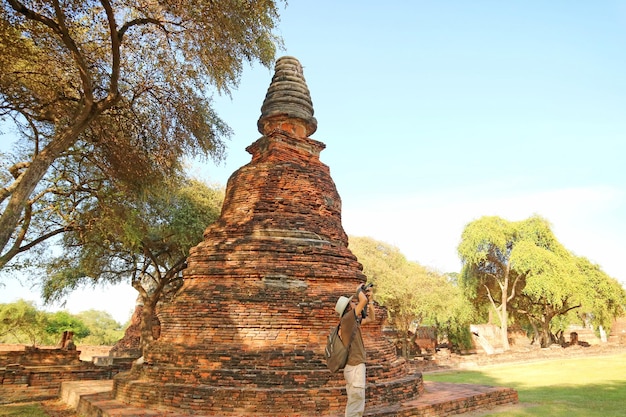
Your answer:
[0,347,81,367]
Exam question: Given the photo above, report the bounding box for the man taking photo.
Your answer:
[334,283,375,416]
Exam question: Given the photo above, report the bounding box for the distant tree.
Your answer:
[0,299,50,345]
[46,310,90,341]
[349,236,472,357]
[76,310,124,345]
[458,215,625,349]
[0,0,283,269]
[41,178,224,353]
[574,257,626,333]
[0,302,125,346]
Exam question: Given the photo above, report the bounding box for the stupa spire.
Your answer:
[257,56,317,137]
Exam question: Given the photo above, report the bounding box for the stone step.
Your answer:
[60,379,113,409]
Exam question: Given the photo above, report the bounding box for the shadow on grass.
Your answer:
[425,372,626,417]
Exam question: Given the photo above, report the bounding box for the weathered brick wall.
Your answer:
[0,347,80,367]
[1,362,129,388]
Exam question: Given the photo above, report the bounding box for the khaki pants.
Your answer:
[343,363,366,417]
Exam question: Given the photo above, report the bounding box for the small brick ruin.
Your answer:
[0,345,129,404]
[113,56,424,416]
[0,346,81,368]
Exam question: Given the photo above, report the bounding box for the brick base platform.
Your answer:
[59,380,517,417]
[364,382,518,417]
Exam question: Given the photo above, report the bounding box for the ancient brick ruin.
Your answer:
[113,56,424,415]
[0,345,130,404]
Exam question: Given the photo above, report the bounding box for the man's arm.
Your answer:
[361,299,375,325]
[355,285,375,325]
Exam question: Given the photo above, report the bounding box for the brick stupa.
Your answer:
[113,56,424,415]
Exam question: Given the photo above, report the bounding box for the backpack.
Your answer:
[325,322,356,373]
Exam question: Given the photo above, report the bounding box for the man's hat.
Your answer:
[335,295,353,317]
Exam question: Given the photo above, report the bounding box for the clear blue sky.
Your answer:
[205,1,626,277]
[2,1,625,323]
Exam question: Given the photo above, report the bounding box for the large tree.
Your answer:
[349,236,472,357]
[514,254,625,346]
[0,0,283,269]
[40,177,224,353]
[458,215,625,349]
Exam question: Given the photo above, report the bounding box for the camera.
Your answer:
[357,283,374,319]
[356,282,374,298]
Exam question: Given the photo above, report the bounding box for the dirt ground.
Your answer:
[40,399,77,417]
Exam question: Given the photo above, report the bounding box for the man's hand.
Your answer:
[357,285,369,303]
[364,286,373,300]
[356,284,373,302]
[360,285,375,324]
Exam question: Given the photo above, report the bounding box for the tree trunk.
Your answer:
[539,327,551,348]
[527,317,540,345]
[499,298,510,351]
[402,328,409,358]
[140,297,157,355]
[539,314,555,348]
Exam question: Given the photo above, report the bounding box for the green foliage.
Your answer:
[0,299,51,345]
[349,236,473,354]
[571,257,626,334]
[458,215,625,348]
[45,311,90,340]
[40,177,224,304]
[0,301,123,346]
[76,310,124,345]
[445,323,474,352]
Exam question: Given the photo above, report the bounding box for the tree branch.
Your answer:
[16,225,74,253]
[6,0,62,33]
[100,0,121,103]
[118,17,166,41]
[483,283,499,313]
[507,267,521,304]
[0,202,31,268]
[50,0,95,107]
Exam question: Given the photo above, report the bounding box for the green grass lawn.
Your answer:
[0,403,47,417]
[424,353,626,417]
